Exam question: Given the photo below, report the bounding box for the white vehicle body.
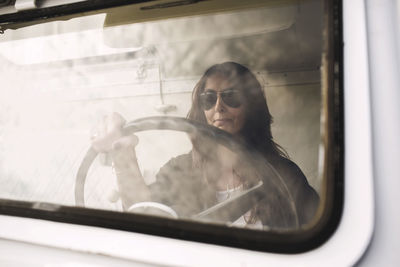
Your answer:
[0,0,398,266]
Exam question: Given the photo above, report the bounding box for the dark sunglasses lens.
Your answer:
[200,92,217,110]
[222,90,242,108]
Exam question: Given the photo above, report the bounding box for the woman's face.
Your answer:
[202,74,246,135]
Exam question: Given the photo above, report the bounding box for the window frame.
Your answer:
[0,0,344,254]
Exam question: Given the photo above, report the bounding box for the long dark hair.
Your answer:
[186,62,293,224]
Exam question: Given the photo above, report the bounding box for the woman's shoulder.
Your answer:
[264,154,320,226]
[268,155,316,195]
[268,155,305,180]
[159,152,193,172]
[155,152,195,183]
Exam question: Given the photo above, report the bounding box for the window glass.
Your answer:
[0,0,325,232]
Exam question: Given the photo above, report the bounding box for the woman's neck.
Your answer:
[215,145,242,190]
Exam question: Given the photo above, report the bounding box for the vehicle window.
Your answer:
[0,0,342,251]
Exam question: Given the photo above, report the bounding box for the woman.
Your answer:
[92,62,319,230]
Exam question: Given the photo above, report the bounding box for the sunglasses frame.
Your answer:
[199,88,243,110]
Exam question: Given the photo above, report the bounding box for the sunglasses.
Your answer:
[199,89,243,110]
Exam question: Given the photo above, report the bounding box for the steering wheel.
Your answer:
[75,116,299,226]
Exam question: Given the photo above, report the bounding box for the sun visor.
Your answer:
[103,1,297,48]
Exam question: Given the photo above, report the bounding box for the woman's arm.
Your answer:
[111,144,151,210]
[91,112,151,210]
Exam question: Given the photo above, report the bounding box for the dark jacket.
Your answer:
[149,152,319,229]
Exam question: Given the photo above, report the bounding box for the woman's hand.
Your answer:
[91,112,138,153]
[90,112,150,209]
